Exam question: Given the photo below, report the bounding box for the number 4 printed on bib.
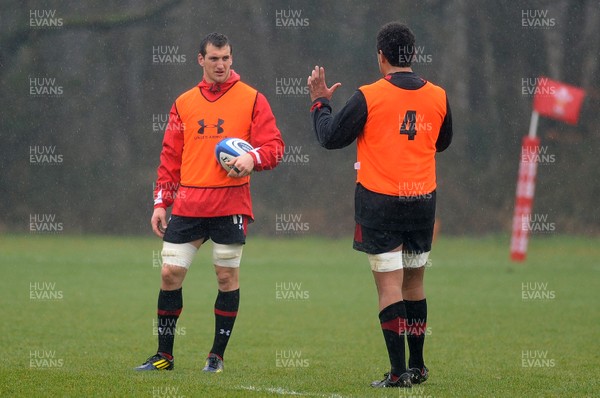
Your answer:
[400,110,418,140]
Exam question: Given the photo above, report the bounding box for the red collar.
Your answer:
[198,70,240,99]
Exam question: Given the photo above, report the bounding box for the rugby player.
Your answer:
[136,32,284,373]
[308,22,452,388]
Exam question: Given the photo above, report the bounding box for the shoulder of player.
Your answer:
[422,80,446,94]
[234,80,258,93]
[175,84,203,103]
[358,78,387,92]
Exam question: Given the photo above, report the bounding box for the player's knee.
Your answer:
[216,270,237,289]
[161,265,185,285]
[368,251,403,272]
[161,242,197,269]
[212,243,243,268]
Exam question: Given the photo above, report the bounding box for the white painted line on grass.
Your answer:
[238,385,347,397]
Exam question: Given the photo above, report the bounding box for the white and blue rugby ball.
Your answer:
[215,138,254,171]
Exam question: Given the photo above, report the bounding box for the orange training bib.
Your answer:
[176,82,257,188]
[357,79,447,197]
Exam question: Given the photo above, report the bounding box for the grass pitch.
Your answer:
[1,234,598,397]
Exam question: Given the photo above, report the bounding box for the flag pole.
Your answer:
[510,110,540,262]
[528,110,539,138]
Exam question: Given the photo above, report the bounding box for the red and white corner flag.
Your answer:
[532,77,586,125]
[510,136,540,262]
[510,77,585,262]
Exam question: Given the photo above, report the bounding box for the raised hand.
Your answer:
[307,65,341,102]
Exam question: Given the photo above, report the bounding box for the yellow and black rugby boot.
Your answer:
[135,352,174,371]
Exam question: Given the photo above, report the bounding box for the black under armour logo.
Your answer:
[198,118,224,134]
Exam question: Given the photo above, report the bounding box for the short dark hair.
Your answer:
[199,32,232,56]
[376,22,415,67]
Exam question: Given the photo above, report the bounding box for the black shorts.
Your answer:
[353,222,434,255]
[163,215,248,245]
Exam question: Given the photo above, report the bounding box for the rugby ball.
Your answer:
[215,138,253,171]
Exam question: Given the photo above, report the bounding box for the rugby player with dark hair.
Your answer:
[135,32,284,373]
[307,22,452,388]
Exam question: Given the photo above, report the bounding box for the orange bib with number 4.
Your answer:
[358,79,447,197]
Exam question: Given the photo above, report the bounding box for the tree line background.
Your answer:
[1,0,599,237]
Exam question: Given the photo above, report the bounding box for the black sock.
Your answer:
[379,301,407,376]
[405,299,427,369]
[209,289,239,359]
[156,288,183,358]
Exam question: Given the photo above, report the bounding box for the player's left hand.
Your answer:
[227,153,254,178]
[307,65,341,102]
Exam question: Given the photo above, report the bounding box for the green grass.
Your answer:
[1,234,599,397]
